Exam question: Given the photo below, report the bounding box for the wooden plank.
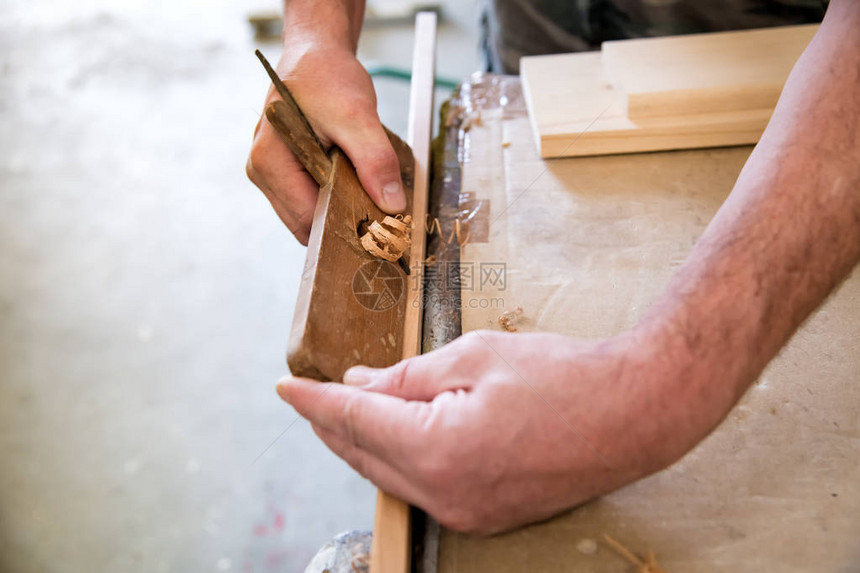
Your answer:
[370,11,436,573]
[440,76,860,573]
[602,25,817,118]
[521,52,772,158]
[521,25,816,158]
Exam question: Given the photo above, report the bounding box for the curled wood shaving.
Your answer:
[360,215,412,262]
[424,214,472,246]
[498,306,523,332]
[603,534,668,573]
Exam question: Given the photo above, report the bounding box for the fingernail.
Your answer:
[343,366,375,387]
[381,181,406,212]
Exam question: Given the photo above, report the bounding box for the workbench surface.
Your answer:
[433,75,860,572]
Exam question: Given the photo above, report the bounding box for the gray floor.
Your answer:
[0,1,478,571]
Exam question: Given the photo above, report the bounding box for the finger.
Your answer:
[343,348,475,401]
[332,122,406,214]
[247,120,318,244]
[253,175,313,245]
[311,423,428,507]
[276,377,424,464]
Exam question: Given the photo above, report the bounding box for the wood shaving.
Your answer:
[502,141,511,148]
[498,306,523,332]
[424,254,438,267]
[424,214,472,247]
[360,215,412,262]
[603,534,668,573]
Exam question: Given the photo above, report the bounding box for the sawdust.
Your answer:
[576,538,598,555]
[498,306,523,332]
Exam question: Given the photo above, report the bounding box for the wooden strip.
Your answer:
[402,10,436,360]
[370,11,436,573]
[601,25,817,119]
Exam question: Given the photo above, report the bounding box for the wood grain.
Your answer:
[521,52,773,158]
[602,25,817,119]
[521,25,815,158]
[370,11,437,573]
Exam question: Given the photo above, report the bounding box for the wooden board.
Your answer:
[370,11,437,573]
[520,52,773,158]
[287,133,414,382]
[439,75,860,573]
[602,25,817,118]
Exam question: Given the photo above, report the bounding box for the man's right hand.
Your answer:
[246,41,405,245]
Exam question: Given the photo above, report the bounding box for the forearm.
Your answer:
[639,0,860,440]
[282,0,366,53]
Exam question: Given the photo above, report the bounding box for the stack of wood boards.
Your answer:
[520,25,817,158]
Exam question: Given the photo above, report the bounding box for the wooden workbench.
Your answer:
[419,75,860,572]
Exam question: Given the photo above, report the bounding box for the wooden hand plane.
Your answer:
[254,50,417,382]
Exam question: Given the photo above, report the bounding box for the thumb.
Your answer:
[335,123,406,214]
[344,355,459,402]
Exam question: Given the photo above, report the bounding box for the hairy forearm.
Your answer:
[639,0,860,441]
[282,0,366,53]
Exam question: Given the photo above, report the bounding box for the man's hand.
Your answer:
[271,0,860,536]
[276,329,732,534]
[246,1,404,245]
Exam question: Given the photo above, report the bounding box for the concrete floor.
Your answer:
[0,1,478,571]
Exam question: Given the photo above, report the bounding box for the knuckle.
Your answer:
[246,143,269,180]
[382,359,411,394]
[245,155,258,182]
[459,330,485,351]
[365,139,399,168]
[472,329,497,341]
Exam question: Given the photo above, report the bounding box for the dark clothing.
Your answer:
[481,0,828,73]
